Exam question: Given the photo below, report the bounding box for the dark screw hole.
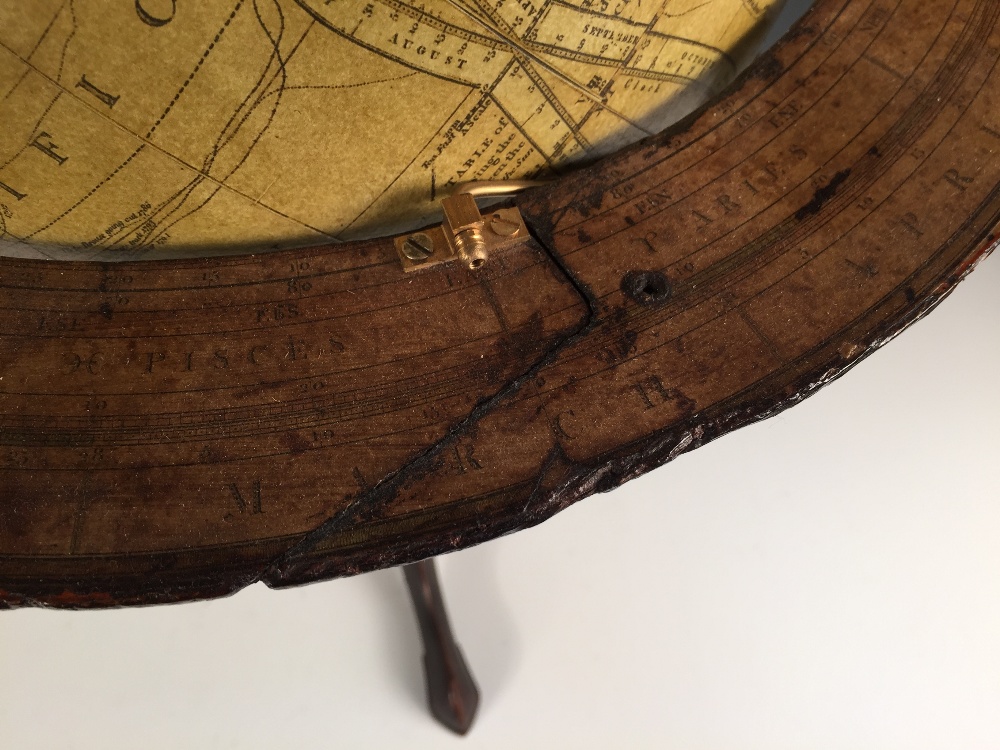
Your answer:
[622,270,672,305]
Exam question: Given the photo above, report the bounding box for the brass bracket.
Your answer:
[395,181,544,272]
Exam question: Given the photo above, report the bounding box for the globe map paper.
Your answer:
[0,0,782,260]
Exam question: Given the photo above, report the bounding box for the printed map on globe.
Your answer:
[0,0,783,259]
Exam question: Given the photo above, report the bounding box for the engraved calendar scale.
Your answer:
[1,0,999,735]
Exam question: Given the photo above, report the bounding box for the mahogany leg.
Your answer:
[402,558,481,735]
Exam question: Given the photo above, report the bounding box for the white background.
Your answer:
[3,3,1000,748]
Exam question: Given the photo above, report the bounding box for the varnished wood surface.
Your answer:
[2,0,998,607]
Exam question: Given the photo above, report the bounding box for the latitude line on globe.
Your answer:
[0,38,339,244]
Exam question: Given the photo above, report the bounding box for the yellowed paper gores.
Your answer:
[0,0,784,260]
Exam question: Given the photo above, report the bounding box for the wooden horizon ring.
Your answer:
[1,0,998,608]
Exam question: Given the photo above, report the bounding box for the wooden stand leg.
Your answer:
[402,558,480,735]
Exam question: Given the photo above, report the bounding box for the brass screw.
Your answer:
[402,233,435,262]
[489,214,520,236]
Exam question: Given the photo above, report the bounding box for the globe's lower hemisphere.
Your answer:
[0,0,783,260]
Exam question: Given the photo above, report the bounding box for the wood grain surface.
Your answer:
[2,0,998,607]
